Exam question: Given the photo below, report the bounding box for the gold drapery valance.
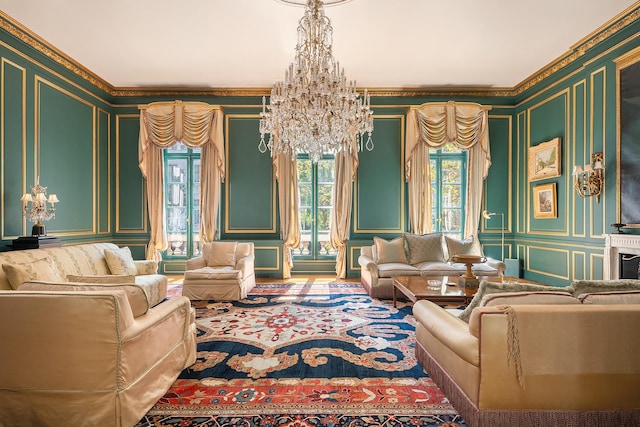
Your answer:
[138,101,224,260]
[406,101,491,237]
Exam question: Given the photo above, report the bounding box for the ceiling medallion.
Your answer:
[274,0,353,7]
[260,0,373,163]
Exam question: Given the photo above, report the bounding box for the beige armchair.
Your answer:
[0,288,196,427]
[183,241,256,300]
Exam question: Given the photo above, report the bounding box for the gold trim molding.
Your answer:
[1,6,639,98]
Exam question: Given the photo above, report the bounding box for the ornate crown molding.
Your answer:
[1,6,638,99]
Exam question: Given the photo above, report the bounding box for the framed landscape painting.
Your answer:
[533,183,557,219]
[528,137,561,182]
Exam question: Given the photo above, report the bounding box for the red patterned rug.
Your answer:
[137,282,466,426]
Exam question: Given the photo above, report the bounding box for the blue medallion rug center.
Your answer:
[137,282,466,426]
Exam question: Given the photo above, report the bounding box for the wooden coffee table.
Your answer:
[391,275,545,307]
[392,275,477,307]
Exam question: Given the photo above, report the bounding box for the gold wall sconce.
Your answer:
[572,152,604,203]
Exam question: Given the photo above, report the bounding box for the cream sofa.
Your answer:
[0,287,197,426]
[0,242,167,306]
[358,233,505,299]
[413,280,640,427]
[183,241,256,300]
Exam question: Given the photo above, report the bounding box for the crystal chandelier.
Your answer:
[259,0,374,163]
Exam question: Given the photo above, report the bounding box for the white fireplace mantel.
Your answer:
[604,234,640,279]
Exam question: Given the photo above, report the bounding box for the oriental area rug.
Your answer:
[136,281,467,427]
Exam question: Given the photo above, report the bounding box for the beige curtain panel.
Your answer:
[273,153,301,279]
[138,101,224,260]
[330,148,359,279]
[406,101,491,237]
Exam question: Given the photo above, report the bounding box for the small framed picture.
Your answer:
[528,137,561,182]
[533,183,557,219]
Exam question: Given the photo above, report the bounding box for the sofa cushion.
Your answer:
[373,236,408,264]
[458,280,565,323]
[444,235,482,261]
[18,280,149,317]
[66,274,136,284]
[377,263,420,278]
[134,274,169,307]
[578,290,640,305]
[2,257,63,290]
[414,261,459,275]
[203,241,238,267]
[104,246,138,275]
[184,266,241,280]
[568,279,640,297]
[404,232,445,264]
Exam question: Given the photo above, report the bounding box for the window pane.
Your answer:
[167,142,188,153]
[442,184,461,207]
[442,160,462,183]
[317,159,334,183]
[298,159,312,183]
[442,142,462,153]
[299,184,312,207]
[442,208,461,232]
[300,207,313,232]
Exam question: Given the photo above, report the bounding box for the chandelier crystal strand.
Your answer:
[259,0,373,163]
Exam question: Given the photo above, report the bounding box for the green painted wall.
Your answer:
[1,9,639,283]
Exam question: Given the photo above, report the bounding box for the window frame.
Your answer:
[163,144,201,260]
[294,153,336,260]
[429,145,468,240]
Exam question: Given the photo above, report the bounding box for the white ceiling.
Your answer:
[0,0,637,90]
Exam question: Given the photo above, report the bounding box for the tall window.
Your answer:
[164,142,201,259]
[293,155,337,259]
[430,143,468,239]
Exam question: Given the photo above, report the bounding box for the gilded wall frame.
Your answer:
[528,137,561,182]
[533,183,557,219]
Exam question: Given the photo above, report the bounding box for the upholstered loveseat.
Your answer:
[0,242,167,306]
[413,280,640,427]
[358,233,505,299]
[0,287,196,426]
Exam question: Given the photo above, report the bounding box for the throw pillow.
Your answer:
[373,236,408,264]
[203,241,238,267]
[458,280,566,323]
[480,291,578,307]
[568,279,640,297]
[403,233,445,265]
[104,246,138,275]
[578,290,640,305]
[2,257,63,290]
[66,274,136,284]
[444,235,482,261]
